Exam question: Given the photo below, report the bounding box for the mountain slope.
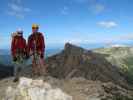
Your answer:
[46,43,130,89]
[93,46,133,84]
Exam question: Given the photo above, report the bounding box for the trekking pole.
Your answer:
[33,40,38,65]
[16,49,23,64]
[33,39,42,74]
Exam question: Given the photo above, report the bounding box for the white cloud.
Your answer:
[7,0,31,19]
[61,6,69,15]
[73,0,105,14]
[98,21,118,28]
[101,34,133,45]
[118,34,133,40]
[24,8,31,12]
[90,3,105,14]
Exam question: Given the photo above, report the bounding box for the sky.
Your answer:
[0,0,133,49]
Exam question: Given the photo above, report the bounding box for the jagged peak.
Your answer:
[64,43,86,55]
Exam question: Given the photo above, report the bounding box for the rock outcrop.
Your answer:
[3,77,72,100]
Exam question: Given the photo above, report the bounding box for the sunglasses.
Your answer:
[18,32,23,34]
[32,27,38,29]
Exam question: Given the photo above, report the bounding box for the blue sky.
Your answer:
[0,0,133,49]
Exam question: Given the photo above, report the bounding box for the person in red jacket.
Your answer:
[11,29,27,82]
[28,24,45,76]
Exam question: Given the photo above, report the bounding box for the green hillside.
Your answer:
[93,46,133,84]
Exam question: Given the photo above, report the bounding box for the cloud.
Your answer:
[101,34,133,45]
[61,6,69,15]
[73,0,105,14]
[98,21,118,28]
[118,34,133,40]
[7,0,31,19]
[90,3,105,14]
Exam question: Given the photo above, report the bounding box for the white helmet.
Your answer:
[16,28,23,34]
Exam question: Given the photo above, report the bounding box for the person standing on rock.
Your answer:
[11,29,28,82]
[28,24,46,76]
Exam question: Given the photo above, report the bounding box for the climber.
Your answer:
[28,24,46,76]
[11,29,28,82]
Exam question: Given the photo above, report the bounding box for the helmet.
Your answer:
[16,28,23,34]
[32,24,39,29]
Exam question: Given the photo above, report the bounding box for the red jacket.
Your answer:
[11,36,27,57]
[28,32,45,56]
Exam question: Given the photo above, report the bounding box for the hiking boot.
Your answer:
[13,77,19,82]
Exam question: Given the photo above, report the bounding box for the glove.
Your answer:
[13,56,17,62]
[40,53,44,58]
[24,54,29,60]
[29,50,33,56]
[38,51,43,58]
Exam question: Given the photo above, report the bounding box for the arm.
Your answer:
[28,36,32,54]
[11,38,16,57]
[23,38,27,53]
[40,33,45,55]
[23,38,29,58]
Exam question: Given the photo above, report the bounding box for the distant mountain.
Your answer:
[0,64,13,79]
[93,46,133,84]
[109,44,127,48]
[46,48,62,57]
[0,49,10,55]
[93,46,133,69]
[0,55,12,65]
[0,49,11,65]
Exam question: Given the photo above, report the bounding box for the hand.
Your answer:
[40,53,44,58]
[29,50,33,56]
[13,56,17,62]
[38,51,43,58]
[38,51,42,55]
[25,53,29,59]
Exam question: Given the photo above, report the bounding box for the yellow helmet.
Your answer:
[32,24,39,29]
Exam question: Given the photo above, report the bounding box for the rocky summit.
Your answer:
[3,77,72,100]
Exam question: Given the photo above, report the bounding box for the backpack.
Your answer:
[13,36,26,57]
[29,32,43,51]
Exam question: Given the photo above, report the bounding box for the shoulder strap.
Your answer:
[14,36,19,46]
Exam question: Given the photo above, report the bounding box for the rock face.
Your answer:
[3,77,72,100]
[46,43,129,88]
